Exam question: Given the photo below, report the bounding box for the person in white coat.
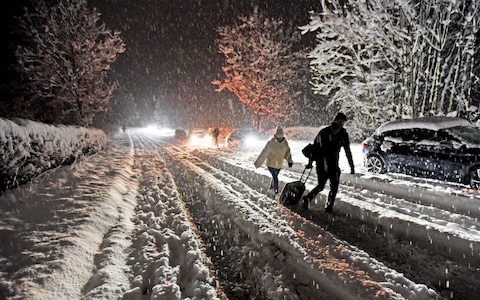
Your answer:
[254,126,293,194]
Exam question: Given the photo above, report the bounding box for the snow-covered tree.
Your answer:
[395,0,479,119]
[301,0,403,139]
[14,0,125,126]
[302,0,480,138]
[213,7,307,130]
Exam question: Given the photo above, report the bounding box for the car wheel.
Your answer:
[365,155,386,174]
[469,166,480,189]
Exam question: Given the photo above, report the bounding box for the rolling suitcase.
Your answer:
[279,167,312,205]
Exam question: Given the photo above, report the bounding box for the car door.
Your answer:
[433,130,472,182]
[397,128,426,176]
[380,129,414,174]
[409,128,443,179]
[414,129,465,181]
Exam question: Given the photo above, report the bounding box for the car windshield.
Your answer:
[446,126,480,144]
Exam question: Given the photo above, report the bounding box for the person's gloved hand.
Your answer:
[306,163,313,169]
[288,162,293,168]
[350,166,355,174]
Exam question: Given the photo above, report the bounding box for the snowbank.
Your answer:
[0,118,106,191]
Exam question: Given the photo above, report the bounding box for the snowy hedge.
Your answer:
[0,118,106,192]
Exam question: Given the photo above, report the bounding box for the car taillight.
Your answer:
[362,141,370,154]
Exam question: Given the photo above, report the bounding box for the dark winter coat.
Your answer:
[212,128,219,138]
[313,122,354,171]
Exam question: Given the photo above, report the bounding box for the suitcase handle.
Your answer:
[299,166,313,183]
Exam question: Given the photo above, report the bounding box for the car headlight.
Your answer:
[243,134,266,148]
[143,125,159,134]
[243,135,258,145]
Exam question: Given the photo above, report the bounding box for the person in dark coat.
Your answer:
[212,127,220,146]
[302,112,355,213]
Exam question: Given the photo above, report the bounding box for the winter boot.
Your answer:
[325,191,336,213]
[302,196,310,209]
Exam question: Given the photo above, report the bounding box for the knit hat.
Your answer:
[334,112,347,121]
[274,126,285,138]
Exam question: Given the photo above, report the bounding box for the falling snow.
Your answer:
[1,120,479,299]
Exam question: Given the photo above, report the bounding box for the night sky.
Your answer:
[1,0,321,128]
[0,0,30,98]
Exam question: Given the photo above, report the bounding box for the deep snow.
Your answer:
[1,122,479,299]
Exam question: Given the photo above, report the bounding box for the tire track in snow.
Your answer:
[190,146,480,267]
[161,144,345,299]
[337,186,480,267]
[80,133,138,299]
[188,144,480,300]
[121,135,221,300]
[158,142,437,300]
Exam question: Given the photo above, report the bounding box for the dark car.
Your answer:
[174,129,187,139]
[362,116,480,189]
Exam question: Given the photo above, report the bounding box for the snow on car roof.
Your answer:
[376,116,473,134]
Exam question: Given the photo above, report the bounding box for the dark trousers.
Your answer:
[268,167,281,192]
[306,160,340,208]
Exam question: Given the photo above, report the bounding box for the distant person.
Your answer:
[121,125,126,132]
[212,127,220,146]
[302,112,354,213]
[254,126,293,194]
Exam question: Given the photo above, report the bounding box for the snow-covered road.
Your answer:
[1,129,479,299]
